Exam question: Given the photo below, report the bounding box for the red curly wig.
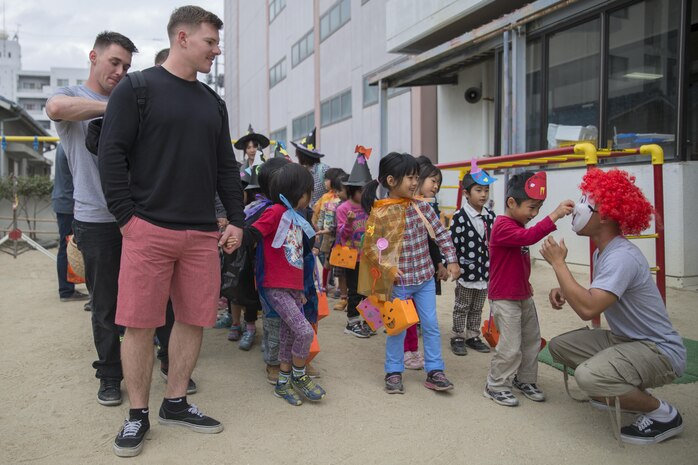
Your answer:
[579,168,653,235]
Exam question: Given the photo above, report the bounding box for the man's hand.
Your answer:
[447,263,461,281]
[549,288,566,309]
[549,200,575,222]
[312,247,320,256]
[220,224,243,253]
[436,263,449,281]
[540,236,568,266]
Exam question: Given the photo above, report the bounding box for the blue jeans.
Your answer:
[55,212,75,298]
[385,278,445,374]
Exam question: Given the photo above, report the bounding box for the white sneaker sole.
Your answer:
[158,417,224,434]
[513,386,546,402]
[113,439,145,457]
[621,423,684,445]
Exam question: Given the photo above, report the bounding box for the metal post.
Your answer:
[0,120,5,178]
[502,30,511,208]
[511,26,526,154]
[378,78,388,159]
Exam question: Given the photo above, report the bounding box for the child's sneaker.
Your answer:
[214,312,232,329]
[274,381,303,406]
[344,321,370,338]
[227,325,241,341]
[450,337,468,356]
[333,298,348,311]
[362,321,377,336]
[266,365,280,385]
[384,373,404,394]
[465,336,490,353]
[306,362,321,378]
[512,376,545,402]
[238,329,256,351]
[291,374,326,401]
[621,411,684,445]
[424,370,454,391]
[404,351,424,370]
[483,385,519,407]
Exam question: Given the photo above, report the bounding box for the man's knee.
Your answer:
[572,363,596,393]
[548,335,563,359]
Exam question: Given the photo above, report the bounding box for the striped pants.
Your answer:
[451,283,488,340]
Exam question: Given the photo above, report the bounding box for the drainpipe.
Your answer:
[379,79,388,160]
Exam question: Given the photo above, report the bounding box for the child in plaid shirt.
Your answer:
[360,152,461,394]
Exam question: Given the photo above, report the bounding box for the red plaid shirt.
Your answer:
[400,201,457,286]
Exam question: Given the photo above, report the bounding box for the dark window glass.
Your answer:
[546,19,600,148]
[608,0,680,158]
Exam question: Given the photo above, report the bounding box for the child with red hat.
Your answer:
[483,171,573,407]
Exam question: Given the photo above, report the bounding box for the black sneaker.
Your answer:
[450,337,468,356]
[158,401,223,433]
[113,419,149,457]
[160,365,197,395]
[98,379,122,406]
[424,370,454,391]
[344,321,370,338]
[621,411,684,445]
[465,336,491,353]
[60,290,90,302]
[384,373,404,394]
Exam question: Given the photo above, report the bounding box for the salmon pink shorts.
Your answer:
[115,216,220,328]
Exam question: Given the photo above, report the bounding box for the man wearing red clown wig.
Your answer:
[540,168,686,446]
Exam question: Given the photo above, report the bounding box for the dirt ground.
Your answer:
[1,250,696,465]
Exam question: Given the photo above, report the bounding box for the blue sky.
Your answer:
[3,0,224,72]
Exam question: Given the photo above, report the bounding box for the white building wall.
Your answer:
[0,37,21,101]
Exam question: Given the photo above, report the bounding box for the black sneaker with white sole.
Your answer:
[113,419,149,457]
[160,365,198,395]
[344,321,370,338]
[158,401,223,433]
[98,379,122,406]
[483,385,519,406]
[621,411,684,445]
[512,376,545,402]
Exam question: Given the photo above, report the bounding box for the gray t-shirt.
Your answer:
[50,85,114,223]
[592,236,686,376]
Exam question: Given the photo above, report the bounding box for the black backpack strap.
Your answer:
[128,71,147,122]
[201,82,226,118]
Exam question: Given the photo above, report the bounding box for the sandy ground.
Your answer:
[1,250,696,465]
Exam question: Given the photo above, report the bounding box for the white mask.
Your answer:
[571,195,596,233]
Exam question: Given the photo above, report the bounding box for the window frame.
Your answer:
[320,88,352,127]
[291,29,314,68]
[320,0,351,42]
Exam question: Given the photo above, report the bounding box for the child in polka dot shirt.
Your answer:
[449,172,496,357]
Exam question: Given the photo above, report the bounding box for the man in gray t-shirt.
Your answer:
[540,168,685,446]
[46,31,137,408]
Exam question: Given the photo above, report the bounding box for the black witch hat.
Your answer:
[234,124,270,150]
[290,127,324,159]
[245,164,261,191]
[273,141,290,159]
[345,145,373,187]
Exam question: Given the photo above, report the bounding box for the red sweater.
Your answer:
[252,204,305,290]
[488,215,556,300]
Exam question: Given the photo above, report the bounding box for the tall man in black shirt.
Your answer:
[99,6,244,457]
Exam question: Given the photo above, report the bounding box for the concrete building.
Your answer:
[0,32,21,102]
[1,35,87,135]
[16,67,88,135]
[224,0,697,288]
[224,0,437,178]
[0,95,52,177]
